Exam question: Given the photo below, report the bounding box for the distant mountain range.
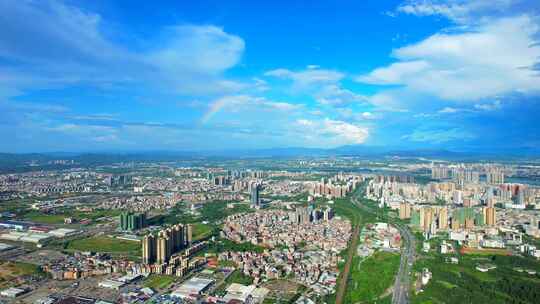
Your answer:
[1,145,540,168]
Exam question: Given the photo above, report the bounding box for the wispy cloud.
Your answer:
[264,66,344,88]
[201,95,303,123]
[395,0,518,23]
[402,128,475,143]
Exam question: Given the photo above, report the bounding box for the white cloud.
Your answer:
[396,0,517,23]
[474,100,502,111]
[357,16,540,101]
[295,118,369,146]
[264,67,344,87]
[146,25,244,75]
[360,112,376,119]
[0,1,246,96]
[201,95,302,123]
[438,107,460,113]
[296,119,315,127]
[357,61,429,85]
[315,85,368,107]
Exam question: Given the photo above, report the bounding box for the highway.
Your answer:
[390,222,415,304]
[351,193,416,304]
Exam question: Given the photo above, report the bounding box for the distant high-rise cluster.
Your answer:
[453,169,480,184]
[142,224,192,265]
[374,175,415,184]
[119,211,147,231]
[431,166,451,179]
[311,175,361,198]
[486,168,505,184]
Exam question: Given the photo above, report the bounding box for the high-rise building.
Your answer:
[295,207,311,224]
[142,223,192,265]
[120,212,147,231]
[323,207,334,221]
[157,233,169,264]
[486,169,504,184]
[142,235,156,264]
[431,166,450,179]
[399,203,411,219]
[438,207,448,230]
[484,207,496,226]
[250,184,261,208]
[419,207,434,232]
[186,224,193,245]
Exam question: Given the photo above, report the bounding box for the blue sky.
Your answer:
[1,0,540,152]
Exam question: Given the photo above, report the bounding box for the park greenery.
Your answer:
[412,234,540,304]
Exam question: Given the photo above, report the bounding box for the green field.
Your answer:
[24,212,66,224]
[344,251,400,303]
[144,275,176,289]
[24,209,122,224]
[66,236,141,255]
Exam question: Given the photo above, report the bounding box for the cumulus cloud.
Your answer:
[295,118,369,146]
[357,16,540,101]
[146,25,245,75]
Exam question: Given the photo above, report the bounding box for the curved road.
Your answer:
[350,195,416,304]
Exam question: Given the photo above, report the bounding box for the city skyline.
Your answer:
[1,0,540,153]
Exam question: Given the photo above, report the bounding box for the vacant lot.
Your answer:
[0,261,42,288]
[262,279,305,303]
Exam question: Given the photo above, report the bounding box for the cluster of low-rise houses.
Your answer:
[222,209,347,250]
[219,208,350,295]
